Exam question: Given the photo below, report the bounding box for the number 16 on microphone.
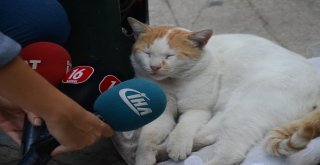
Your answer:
[62,66,94,84]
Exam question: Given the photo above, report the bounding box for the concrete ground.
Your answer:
[149,0,320,57]
[1,0,320,164]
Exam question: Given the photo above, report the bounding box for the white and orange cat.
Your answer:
[128,17,320,165]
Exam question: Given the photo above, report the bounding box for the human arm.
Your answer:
[0,33,113,155]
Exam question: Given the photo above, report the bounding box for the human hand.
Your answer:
[0,95,113,156]
[42,102,113,156]
[0,96,24,144]
[0,57,113,156]
[0,96,41,144]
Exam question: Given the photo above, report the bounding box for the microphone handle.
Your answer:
[20,115,60,165]
[18,134,59,165]
[21,115,45,155]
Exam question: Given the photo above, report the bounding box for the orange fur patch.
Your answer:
[132,26,202,59]
[132,26,174,53]
[167,29,202,59]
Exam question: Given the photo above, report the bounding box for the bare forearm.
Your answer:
[0,34,113,153]
[0,57,72,119]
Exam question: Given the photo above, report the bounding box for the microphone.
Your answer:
[18,78,167,165]
[58,58,129,112]
[61,69,167,131]
[21,42,72,86]
[19,42,72,157]
[18,43,165,164]
[19,52,131,165]
[94,78,167,131]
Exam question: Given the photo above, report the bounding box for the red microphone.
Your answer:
[20,42,72,86]
[19,42,72,160]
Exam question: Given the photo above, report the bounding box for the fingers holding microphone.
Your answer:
[18,42,114,156]
[45,101,113,156]
[17,42,166,159]
[49,78,167,155]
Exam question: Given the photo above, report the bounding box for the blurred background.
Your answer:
[149,0,320,57]
[1,0,320,164]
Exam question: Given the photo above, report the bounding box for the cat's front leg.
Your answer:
[166,110,211,161]
[135,110,176,165]
[136,94,177,165]
[193,111,224,150]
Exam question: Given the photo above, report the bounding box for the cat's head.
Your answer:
[128,17,213,81]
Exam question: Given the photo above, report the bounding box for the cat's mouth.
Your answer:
[151,72,158,75]
[151,71,165,76]
[149,72,167,80]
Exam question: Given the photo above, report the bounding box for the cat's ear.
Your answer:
[188,29,213,49]
[128,17,151,39]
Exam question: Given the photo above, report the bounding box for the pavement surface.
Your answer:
[1,0,320,164]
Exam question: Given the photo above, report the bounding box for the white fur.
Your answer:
[131,34,320,165]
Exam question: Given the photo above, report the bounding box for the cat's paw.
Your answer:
[166,132,194,161]
[193,127,217,150]
[136,155,156,165]
[135,146,157,165]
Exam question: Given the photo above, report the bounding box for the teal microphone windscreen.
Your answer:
[93,78,167,131]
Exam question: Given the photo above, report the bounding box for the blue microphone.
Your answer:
[94,78,167,131]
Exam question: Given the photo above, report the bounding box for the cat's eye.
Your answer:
[165,54,174,59]
[144,51,151,57]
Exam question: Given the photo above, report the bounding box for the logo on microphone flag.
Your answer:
[62,66,94,84]
[119,88,152,116]
[99,75,121,93]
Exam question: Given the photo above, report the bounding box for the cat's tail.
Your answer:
[264,110,320,157]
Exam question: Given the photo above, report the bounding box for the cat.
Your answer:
[127,17,320,165]
[264,108,320,157]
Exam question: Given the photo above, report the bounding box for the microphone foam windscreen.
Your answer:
[94,78,167,131]
[20,42,71,86]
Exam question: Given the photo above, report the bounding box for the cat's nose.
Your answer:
[151,65,161,71]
